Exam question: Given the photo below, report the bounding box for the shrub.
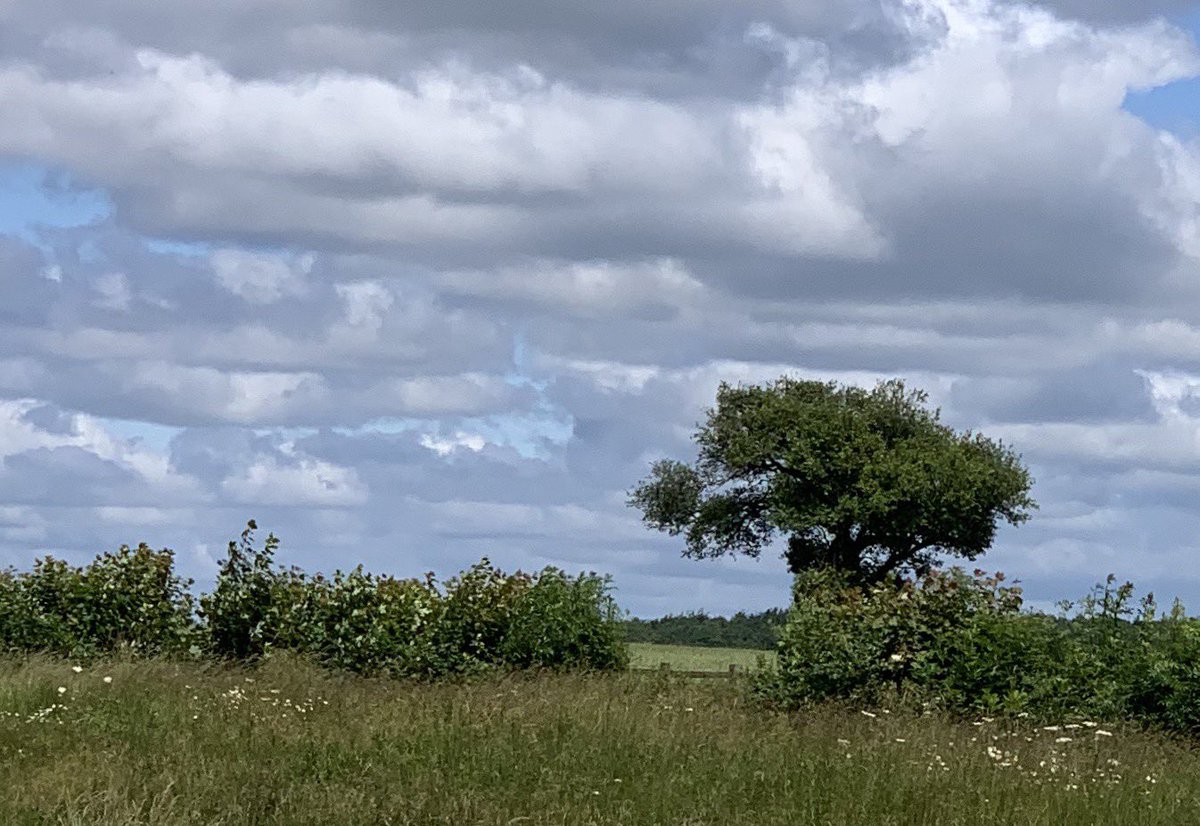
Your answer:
[196,522,628,676]
[757,568,1200,734]
[501,568,628,671]
[0,544,197,657]
[198,520,280,661]
[290,568,445,676]
[0,522,628,677]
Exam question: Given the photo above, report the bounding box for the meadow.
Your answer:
[627,641,774,672]
[1,654,1198,825]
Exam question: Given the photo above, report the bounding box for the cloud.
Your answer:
[211,248,313,304]
[0,0,1198,614]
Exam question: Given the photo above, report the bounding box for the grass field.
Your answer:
[1,655,1198,825]
[627,641,775,672]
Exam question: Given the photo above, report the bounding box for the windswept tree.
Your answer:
[629,378,1035,583]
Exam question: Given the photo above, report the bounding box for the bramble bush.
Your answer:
[0,521,628,676]
[756,568,1200,734]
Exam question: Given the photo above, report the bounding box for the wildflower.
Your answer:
[894,738,906,743]
[1055,737,1073,744]
[861,711,877,718]
[1042,725,1060,732]
[102,676,113,685]
[889,653,904,662]
[56,686,66,695]
[71,666,82,674]
[1095,730,1113,737]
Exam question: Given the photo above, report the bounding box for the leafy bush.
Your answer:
[198,520,279,661]
[757,568,1200,734]
[0,544,197,657]
[501,568,628,671]
[196,522,627,676]
[0,522,628,677]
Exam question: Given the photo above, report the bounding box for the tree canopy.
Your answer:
[629,378,1035,582]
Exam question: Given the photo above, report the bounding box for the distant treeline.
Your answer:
[623,609,787,650]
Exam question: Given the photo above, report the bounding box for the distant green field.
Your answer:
[628,642,775,672]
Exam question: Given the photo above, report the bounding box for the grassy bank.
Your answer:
[0,656,1196,825]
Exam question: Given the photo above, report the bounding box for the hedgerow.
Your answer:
[0,521,627,676]
[756,568,1200,734]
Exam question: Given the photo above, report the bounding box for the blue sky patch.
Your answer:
[0,164,111,244]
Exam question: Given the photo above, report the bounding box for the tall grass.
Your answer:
[0,655,1197,825]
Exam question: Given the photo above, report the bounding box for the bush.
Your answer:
[757,568,1200,734]
[196,522,627,676]
[501,568,628,671]
[0,522,628,678]
[198,520,279,661]
[0,544,197,657]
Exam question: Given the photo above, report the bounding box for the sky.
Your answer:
[2,0,1200,617]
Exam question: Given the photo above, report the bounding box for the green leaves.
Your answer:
[0,521,628,677]
[759,570,1200,734]
[631,376,1036,580]
[0,544,197,658]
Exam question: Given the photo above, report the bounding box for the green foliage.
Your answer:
[194,522,627,675]
[630,377,1035,580]
[0,521,627,677]
[623,608,786,649]
[758,569,1200,734]
[0,544,197,657]
[198,520,280,661]
[501,568,629,671]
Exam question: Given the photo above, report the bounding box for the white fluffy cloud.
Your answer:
[0,0,1198,613]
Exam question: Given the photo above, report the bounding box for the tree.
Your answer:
[629,377,1035,583]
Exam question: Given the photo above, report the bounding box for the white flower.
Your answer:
[71,666,82,674]
[1095,730,1113,737]
[1055,737,1073,744]
[889,653,904,662]
[860,711,877,718]
[56,687,66,695]
[102,676,113,685]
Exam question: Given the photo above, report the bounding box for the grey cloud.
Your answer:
[1,0,912,98]
[947,364,1160,426]
[0,0,1198,616]
[1032,0,1198,23]
[0,446,151,505]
